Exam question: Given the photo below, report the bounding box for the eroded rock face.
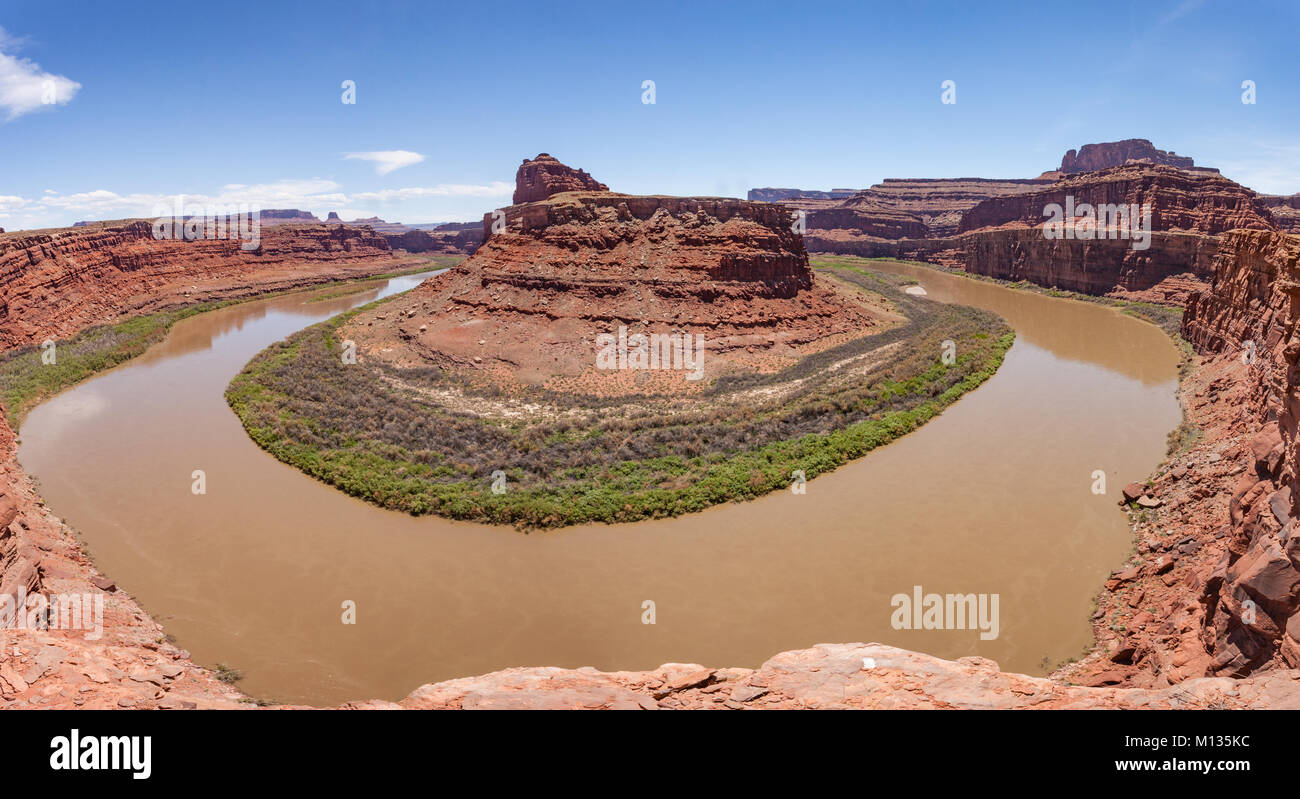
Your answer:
[748,187,859,203]
[0,220,399,350]
[512,153,609,204]
[1180,230,1300,675]
[354,158,873,392]
[958,164,1275,236]
[809,227,1221,305]
[808,164,1277,307]
[382,226,483,255]
[1059,138,1202,174]
[837,177,1054,237]
[1261,195,1300,232]
[774,141,1265,306]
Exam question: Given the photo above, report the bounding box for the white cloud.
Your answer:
[19,180,348,222]
[0,177,512,229]
[0,27,80,120]
[0,195,27,218]
[344,150,426,176]
[350,182,513,201]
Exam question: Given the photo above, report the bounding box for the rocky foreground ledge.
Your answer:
[349,643,1300,710]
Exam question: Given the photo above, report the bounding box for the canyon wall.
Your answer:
[806,163,1276,306]
[748,187,859,202]
[1261,195,1300,232]
[1180,230,1300,675]
[0,220,402,350]
[1059,138,1204,173]
[512,153,608,204]
[767,140,1286,306]
[808,228,1220,303]
[838,177,1053,237]
[382,225,483,255]
[958,165,1276,236]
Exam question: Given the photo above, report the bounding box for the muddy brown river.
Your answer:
[18,264,1182,705]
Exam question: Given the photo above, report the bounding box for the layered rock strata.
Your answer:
[0,220,404,350]
[1059,138,1206,174]
[1179,231,1300,675]
[807,164,1278,306]
[382,222,483,255]
[512,153,608,204]
[354,156,874,390]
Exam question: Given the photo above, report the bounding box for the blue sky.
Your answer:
[1,0,1297,230]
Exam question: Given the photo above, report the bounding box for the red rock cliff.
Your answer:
[958,164,1276,236]
[1060,138,1202,173]
[512,153,609,204]
[1181,230,1300,675]
[355,157,873,393]
[0,220,398,350]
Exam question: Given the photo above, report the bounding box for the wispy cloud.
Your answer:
[0,178,513,228]
[351,182,513,201]
[344,150,426,176]
[0,26,80,120]
[1,180,350,222]
[1159,0,1207,26]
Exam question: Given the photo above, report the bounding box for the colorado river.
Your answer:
[18,263,1182,705]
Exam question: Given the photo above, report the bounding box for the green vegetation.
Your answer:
[0,301,235,428]
[226,266,1015,528]
[0,259,458,429]
[214,663,244,684]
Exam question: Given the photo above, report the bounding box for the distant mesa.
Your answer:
[747,188,860,203]
[512,153,609,204]
[259,209,322,224]
[1058,138,1216,174]
[746,138,1283,306]
[326,211,343,222]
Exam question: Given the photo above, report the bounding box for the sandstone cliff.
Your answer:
[349,156,874,392]
[0,220,402,350]
[808,164,1276,306]
[382,221,484,255]
[816,228,1219,302]
[1180,231,1300,675]
[1059,138,1207,174]
[748,187,859,203]
[837,177,1054,237]
[1261,194,1300,232]
[512,153,608,204]
[958,164,1276,236]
